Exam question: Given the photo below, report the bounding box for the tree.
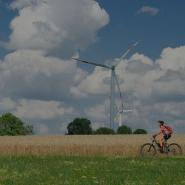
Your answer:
[94,127,115,135]
[133,129,147,134]
[67,118,92,135]
[0,113,33,136]
[117,125,132,134]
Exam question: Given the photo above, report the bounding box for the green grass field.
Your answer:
[0,156,185,185]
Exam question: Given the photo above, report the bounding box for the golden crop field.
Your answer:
[0,135,184,156]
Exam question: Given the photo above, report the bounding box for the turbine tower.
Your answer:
[114,71,134,127]
[72,42,138,130]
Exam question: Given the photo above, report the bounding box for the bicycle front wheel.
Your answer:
[140,143,156,157]
[168,143,183,156]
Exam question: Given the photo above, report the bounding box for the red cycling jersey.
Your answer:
[160,125,172,135]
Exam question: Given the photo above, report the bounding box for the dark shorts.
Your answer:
[163,133,171,141]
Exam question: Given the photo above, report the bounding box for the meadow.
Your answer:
[0,135,184,156]
[0,156,185,185]
[0,135,184,185]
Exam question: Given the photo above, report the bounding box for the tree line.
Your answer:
[0,113,33,136]
[0,113,147,135]
[67,118,147,135]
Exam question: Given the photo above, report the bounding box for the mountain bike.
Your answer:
[140,137,182,157]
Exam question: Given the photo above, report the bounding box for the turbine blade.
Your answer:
[120,41,139,59]
[115,41,139,67]
[72,58,111,69]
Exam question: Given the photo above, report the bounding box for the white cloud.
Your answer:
[10,0,45,9]
[156,46,185,71]
[0,50,80,100]
[137,6,159,16]
[0,97,16,112]
[8,0,109,58]
[70,87,88,99]
[0,45,185,133]
[13,99,74,120]
[85,102,107,122]
[153,102,185,118]
[0,96,74,121]
[71,67,110,97]
[0,96,75,134]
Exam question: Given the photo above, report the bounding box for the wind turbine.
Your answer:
[72,42,139,130]
[114,104,134,127]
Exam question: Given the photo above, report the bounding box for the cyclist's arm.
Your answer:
[153,131,162,138]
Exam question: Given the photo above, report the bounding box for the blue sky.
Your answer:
[80,0,185,63]
[1,0,185,61]
[0,0,185,134]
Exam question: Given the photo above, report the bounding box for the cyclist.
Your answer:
[153,120,173,152]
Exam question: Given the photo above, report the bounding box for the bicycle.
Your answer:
[140,137,182,157]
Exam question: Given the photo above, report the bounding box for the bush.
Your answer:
[133,129,147,134]
[117,125,132,134]
[94,127,115,135]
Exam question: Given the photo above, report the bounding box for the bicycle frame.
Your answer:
[151,138,169,153]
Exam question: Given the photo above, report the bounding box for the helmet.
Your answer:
[158,120,164,125]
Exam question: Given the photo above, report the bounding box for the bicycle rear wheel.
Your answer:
[168,143,183,156]
[140,143,156,157]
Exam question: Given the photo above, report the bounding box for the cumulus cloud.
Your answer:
[13,99,74,121]
[156,46,185,71]
[0,97,75,134]
[1,44,185,133]
[8,0,109,58]
[137,6,159,16]
[0,50,79,100]
[0,0,110,134]
[1,45,185,133]
[0,97,16,112]
[71,67,110,96]
[10,0,45,9]
[85,102,107,122]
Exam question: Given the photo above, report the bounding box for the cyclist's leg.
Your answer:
[159,133,164,148]
[163,134,171,152]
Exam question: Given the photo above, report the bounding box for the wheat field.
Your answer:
[0,135,184,156]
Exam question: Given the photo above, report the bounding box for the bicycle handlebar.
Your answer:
[151,137,157,144]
